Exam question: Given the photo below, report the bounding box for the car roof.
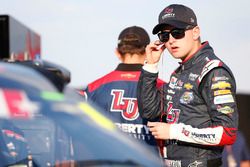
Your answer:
[0,62,57,93]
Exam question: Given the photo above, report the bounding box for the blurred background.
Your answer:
[0,0,249,148]
[0,0,249,91]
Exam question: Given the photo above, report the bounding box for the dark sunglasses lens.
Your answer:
[171,29,185,39]
[158,32,169,42]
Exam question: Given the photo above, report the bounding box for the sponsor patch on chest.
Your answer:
[180,92,194,104]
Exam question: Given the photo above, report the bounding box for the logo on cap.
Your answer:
[162,7,175,20]
[164,7,173,14]
[190,18,195,23]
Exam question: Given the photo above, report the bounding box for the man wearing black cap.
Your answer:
[137,4,238,167]
[84,26,164,155]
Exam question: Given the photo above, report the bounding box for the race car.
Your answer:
[0,62,163,167]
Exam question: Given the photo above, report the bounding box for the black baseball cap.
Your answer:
[118,26,150,47]
[152,4,197,34]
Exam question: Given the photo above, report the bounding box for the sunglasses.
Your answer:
[157,28,190,43]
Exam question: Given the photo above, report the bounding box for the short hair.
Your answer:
[117,26,150,56]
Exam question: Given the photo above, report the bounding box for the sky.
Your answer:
[1,0,250,93]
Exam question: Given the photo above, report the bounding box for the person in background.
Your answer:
[137,4,238,167]
[84,26,164,155]
[222,131,250,167]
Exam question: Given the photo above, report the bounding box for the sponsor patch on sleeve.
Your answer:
[212,76,229,82]
[217,106,234,114]
[214,89,232,96]
[198,59,222,83]
[211,81,231,90]
[214,94,234,104]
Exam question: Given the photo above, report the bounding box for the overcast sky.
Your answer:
[1,0,250,93]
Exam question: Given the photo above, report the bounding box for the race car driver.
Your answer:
[137,4,238,167]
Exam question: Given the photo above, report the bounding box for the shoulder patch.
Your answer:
[198,59,222,84]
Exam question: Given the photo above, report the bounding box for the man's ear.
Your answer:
[192,26,200,40]
[115,48,123,61]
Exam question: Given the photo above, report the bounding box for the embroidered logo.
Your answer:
[110,89,139,121]
[180,92,194,104]
[188,160,202,167]
[165,102,180,123]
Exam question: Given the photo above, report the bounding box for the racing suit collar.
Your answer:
[115,63,143,71]
[179,41,211,70]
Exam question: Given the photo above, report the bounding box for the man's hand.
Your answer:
[145,40,165,64]
[148,121,170,139]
